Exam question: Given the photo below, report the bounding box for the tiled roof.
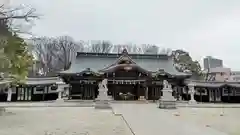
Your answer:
[61,52,189,76]
[0,77,59,86]
[185,79,240,88]
[24,77,59,85]
[0,80,11,85]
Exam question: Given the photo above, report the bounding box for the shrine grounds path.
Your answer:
[0,107,132,135]
[113,103,239,135]
[0,102,240,135]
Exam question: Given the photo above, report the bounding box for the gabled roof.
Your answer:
[0,77,59,86]
[60,49,189,76]
[0,79,11,85]
[185,79,240,88]
[23,77,59,85]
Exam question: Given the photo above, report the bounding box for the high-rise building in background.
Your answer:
[203,56,223,70]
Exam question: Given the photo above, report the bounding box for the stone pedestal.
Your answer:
[159,80,176,109]
[95,79,112,109]
[55,81,65,102]
[95,100,111,109]
[56,94,64,102]
[7,88,12,102]
[188,83,196,104]
[139,96,146,101]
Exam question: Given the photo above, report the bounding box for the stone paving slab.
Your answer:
[177,102,240,108]
[1,102,240,135]
[2,101,240,108]
[112,104,230,135]
[0,107,132,135]
[0,101,94,107]
[174,107,240,135]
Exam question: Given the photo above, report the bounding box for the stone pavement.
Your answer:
[112,103,230,135]
[0,100,94,107]
[0,107,132,135]
[1,102,240,135]
[1,101,240,108]
[177,102,240,108]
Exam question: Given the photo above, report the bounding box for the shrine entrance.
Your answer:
[108,80,145,100]
[100,54,149,100]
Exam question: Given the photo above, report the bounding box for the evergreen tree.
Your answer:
[0,4,35,83]
[4,34,33,83]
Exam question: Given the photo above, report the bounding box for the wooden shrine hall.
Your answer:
[59,49,190,100]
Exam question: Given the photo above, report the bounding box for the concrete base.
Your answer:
[56,98,64,103]
[159,100,176,109]
[95,100,112,109]
[95,96,113,102]
[138,96,146,101]
[188,100,197,104]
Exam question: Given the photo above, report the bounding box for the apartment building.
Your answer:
[203,56,223,70]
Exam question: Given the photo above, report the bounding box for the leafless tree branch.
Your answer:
[0,5,39,21]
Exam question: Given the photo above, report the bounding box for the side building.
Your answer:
[203,56,223,70]
[0,77,59,102]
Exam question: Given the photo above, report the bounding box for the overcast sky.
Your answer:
[11,0,240,70]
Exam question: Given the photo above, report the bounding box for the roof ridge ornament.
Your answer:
[122,48,128,55]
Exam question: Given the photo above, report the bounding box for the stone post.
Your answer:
[7,87,12,102]
[188,83,196,104]
[56,81,65,102]
[95,79,112,109]
[57,90,62,100]
[159,80,176,109]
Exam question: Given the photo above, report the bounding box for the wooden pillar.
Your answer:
[42,86,46,101]
[200,87,202,102]
[26,86,28,101]
[208,88,212,102]
[228,86,230,102]
[23,87,26,101]
[30,86,33,101]
[145,86,148,100]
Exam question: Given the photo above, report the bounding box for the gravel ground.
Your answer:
[174,107,240,135]
[0,107,132,135]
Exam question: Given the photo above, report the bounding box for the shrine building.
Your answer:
[59,49,190,100]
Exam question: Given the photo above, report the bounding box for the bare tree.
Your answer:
[131,44,142,54]
[145,45,159,54]
[159,48,172,55]
[31,36,80,75]
[141,44,151,54]
[56,36,80,70]
[31,37,58,75]
[112,44,142,54]
[0,4,38,21]
[141,44,159,54]
[0,4,39,35]
[90,40,112,53]
[112,44,124,54]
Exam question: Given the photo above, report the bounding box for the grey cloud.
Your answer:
[11,0,240,70]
